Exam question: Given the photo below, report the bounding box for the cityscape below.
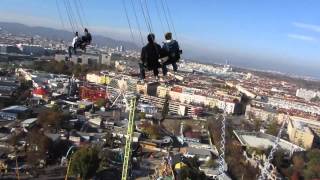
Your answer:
[0,1,319,180]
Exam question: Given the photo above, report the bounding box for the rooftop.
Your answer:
[1,105,29,113]
[233,130,304,152]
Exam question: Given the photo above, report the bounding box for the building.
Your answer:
[0,44,21,54]
[55,53,101,65]
[32,87,49,99]
[137,103,157,118]
[235,84,256,98]
[80,84,108,102]
[233,130,304,154]
[16,44,45,55]
[136,82,160,96]
[290,117,320,137]
[268,97,320,115]
[21,118,37,128]
[140,95,203,117]
[287,119,314,149]
[245,104,278,122]
[0,106,31,121]
[157,85,170,98]
[296,88,320,101]
[0,76,20,98]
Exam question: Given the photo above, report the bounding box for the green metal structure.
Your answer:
[121,97,136,180]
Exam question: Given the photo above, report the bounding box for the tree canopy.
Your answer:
[70,146,100,180]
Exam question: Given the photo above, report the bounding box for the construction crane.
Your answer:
[121,97,137,180]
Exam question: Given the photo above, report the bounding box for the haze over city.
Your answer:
[1,0,320,78]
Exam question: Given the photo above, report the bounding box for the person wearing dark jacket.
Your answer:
[74,28,92,51]
[161,32,181,77]
[139,33,161,81]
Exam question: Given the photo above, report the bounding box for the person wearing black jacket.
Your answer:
[139,33,162,81]
[74,28,92,51]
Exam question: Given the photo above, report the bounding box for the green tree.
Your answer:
[266,120,279,136]
[139,112,146,119]
[304,149,320,179]
[70,146,100,180]
[95,98,106,108]
[310,96,320,103]
[253,118,262,131]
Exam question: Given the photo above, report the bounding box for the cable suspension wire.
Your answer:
[63,0,75,32]
[55,0,66,31]
[65,0,80,30]
[77,0,89,27]
[139,0,152,33]
[130,0,144,46]
[73,0,85,29]
[143,0,154,32]
[160,0,172,32]
[122,0,136,43]
[163,0,178,39]
[154,0,166,36]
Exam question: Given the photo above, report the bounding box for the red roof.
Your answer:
[33,87,48,95]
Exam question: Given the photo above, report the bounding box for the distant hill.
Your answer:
[0,22,139,50]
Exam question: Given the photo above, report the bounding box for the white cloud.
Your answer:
[292,22,320,33]
[287,33,317,42]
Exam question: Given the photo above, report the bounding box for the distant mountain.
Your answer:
[0,22,139,49]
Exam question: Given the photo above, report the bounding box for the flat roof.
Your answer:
[1,105,29,113]
[21,118,37,124]
[234,130,304,152]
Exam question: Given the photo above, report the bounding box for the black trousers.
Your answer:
[139,63,159,79]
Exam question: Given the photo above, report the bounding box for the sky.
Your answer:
[0,0,320,78]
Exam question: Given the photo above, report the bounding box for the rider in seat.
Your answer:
[139,33,162,83]
[68,31,79,58]
[74,28,92,52]
[160,32,182,78]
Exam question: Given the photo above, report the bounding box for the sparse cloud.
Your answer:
[292,22,320,33]
[287,33,317,42]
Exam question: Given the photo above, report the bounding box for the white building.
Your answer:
[296,88,320,101]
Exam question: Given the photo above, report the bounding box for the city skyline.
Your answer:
[0,0,320,78]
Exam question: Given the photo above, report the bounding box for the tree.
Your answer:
[253,118,262,131]
[142,125,161,139]
[161,95,170,120]
[70,146,100,180]
[292,154,305,171]
[291,171,301,180]
[310,96,320,103]
[95,98,106,108]
[26,129,53,168]
[271,149,286,169]
[266,120,279,136]
[37,110,63,131]
[139,112,146,119]
[304,149,320,179]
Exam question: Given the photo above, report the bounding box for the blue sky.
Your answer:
[0,0,320,78]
